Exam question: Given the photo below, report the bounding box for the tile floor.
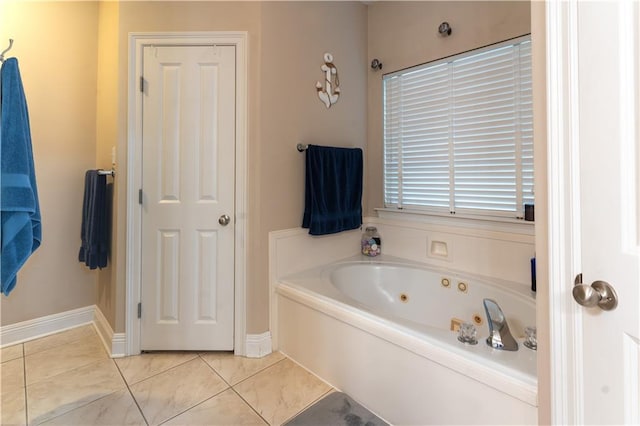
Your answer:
[0,325,334,425]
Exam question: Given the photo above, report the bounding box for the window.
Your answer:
[383,36,533,220]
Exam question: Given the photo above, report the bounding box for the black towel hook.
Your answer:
[0,39,14,63]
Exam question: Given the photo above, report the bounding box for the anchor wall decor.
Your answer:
[316,52,340,108]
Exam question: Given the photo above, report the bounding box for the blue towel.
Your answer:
[302,145,363,235]
[1,58,42,296]
[78,170,108,270]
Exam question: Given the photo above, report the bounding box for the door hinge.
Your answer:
[137,302,142,319]
[139,76,144,93]
[139,189,143,205]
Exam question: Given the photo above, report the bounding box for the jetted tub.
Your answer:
[274,255,538,425]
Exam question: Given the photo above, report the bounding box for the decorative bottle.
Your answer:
[361,226,381,257]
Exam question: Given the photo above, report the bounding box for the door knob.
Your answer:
[572,274,618,311]
[218,214,231,226]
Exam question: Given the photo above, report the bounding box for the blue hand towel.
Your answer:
[302,145,363,235]
[78,170,108,270]
[1,58,42,296]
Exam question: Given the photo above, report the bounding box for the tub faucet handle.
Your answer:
[483,298,518,351]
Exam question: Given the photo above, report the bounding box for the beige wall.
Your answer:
[0,2,99,325]
[366,1,531,215]
[95,0,120,331]
[254,1,368,332]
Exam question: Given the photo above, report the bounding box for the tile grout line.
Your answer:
[155,386,232,426]
[159,354,239,421]
[17,325,107,423]
[280,388,335,425]
[236,355,336,426]
[113,359,149,426]
[22,326,96,358]
[197,353,234,388]
[29,387,126,426]
[281,356,339,422]
[120,352,199,386]
[17,330,129,425]
[228,356,302,426]
[283,355,336,392]
[228,386,271,426]
[196,353,287,425]
[198,352,286,386]
[22,331,108,389]
[23,352,110,389]
[229,356,289,388]
[26,357,126,426]
[231,353,289,386]
[121,355,228,425]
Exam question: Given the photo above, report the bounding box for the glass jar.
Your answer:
[361,226,381,257]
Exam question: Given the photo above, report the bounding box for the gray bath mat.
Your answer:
[284,392,389,426]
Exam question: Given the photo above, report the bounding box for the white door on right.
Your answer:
[572,1,640,424]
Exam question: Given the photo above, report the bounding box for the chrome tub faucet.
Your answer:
[483,298,518,351]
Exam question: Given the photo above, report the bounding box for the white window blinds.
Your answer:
[383,36,533,218]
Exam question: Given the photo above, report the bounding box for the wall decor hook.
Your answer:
[316,52,340,108]
[371,58,383,71]
[438,22,452,37]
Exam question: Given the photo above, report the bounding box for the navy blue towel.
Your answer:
[302,145,363,235]
[78,170,108,269]
[1,58,42,295]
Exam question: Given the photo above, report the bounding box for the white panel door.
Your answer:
[577,2,640,423]
[552,1,640,423]
[141,45,235,351]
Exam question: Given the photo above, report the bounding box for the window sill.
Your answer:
[374,208,535,236]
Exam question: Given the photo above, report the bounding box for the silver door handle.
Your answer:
[218,214,231,226]
[572,274,618,311]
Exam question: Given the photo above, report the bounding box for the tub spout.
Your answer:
[483,298,518,351]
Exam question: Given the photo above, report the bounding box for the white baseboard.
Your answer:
[93,306,126,358]
[111,333,126,357]
[0,305,126,358]
[245,331,272,358]
[0,305,94,347]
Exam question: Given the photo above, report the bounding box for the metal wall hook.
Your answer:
[438,22,452,37]
[371,58,383,71]
[0,38,14,62]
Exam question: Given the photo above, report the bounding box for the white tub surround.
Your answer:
[270,226,538,425]
[366,216,535,288]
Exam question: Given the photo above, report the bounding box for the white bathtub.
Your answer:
[274,255,538,425]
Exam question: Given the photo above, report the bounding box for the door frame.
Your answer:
[125,32,248,356]
[544,1,584,423]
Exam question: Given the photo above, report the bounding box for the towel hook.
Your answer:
[0,39,14,62]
